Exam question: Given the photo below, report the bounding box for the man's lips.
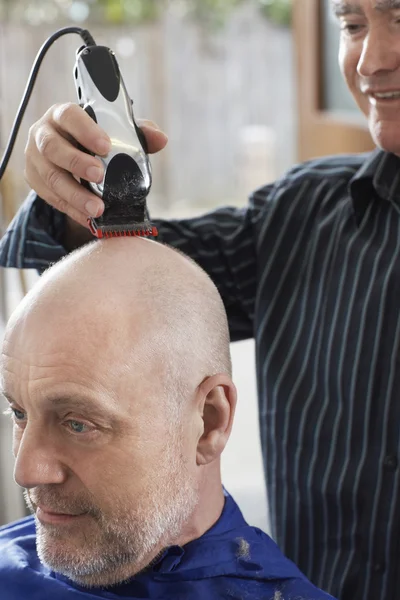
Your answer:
[36,505,88,524]
[362,88,400,101]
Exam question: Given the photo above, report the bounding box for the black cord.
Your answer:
[0,26,96,180]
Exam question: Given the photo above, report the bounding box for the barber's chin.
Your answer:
[369,118,400,156]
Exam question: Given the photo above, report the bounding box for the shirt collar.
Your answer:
[54,489,304,594]
[144,489,303,582]
[150,488,249,575]
[349,149,400,223]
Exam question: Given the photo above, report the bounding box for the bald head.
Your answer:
[6,237,231,406]
[1,238,237,586]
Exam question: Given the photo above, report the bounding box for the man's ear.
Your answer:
[196,374,237,466]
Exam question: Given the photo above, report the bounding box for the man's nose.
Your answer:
[14,426,67,489]
[357,29,400,77]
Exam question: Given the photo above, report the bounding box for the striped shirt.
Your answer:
[1,148,400,600]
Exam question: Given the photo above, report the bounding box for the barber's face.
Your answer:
[1,315,199,588]
[336,0,400,154]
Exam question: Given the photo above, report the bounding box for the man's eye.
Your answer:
[4,407,26,422]
[342,25,361,35]
[341,23,363,35]
[2,407,27,427]
[14,409,26,421]
[66,420,91,434]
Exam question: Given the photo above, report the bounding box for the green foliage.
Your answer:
[95,0,161,25]
[0,0,293,28]
[102,0,293,28]
[258,0,292,27]
[185,0,245,30]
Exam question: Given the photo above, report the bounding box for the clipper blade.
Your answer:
[88,217,158,239]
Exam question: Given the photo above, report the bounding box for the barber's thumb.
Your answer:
[137,119,168,154]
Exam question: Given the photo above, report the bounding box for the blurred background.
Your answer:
[0,0,374,531]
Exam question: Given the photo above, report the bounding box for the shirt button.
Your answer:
[383,455,398,471]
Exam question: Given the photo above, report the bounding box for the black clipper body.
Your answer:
[74,44,158,238]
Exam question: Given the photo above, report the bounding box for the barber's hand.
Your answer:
[24,102,168,228]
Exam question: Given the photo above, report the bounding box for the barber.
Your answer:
[1,2,400,599]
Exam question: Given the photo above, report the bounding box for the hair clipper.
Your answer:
[74,44,158,239]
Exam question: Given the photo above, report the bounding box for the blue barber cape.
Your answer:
[0,492,334,599]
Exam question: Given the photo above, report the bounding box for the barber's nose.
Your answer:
[357,30,400,77]
[14,426,66,489]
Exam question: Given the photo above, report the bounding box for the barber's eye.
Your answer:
[341,23,363,34]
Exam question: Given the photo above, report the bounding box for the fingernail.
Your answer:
[96,138,111,155]
[86,166,103,182]
[137,119,161,131]
[85,199,101,217]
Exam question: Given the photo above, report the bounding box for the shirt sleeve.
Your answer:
[0,189,270,341]
[0,191,67,272]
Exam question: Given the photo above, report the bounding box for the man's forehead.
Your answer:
[0,341,149,418]
[0,347,16,388]
[0,370,7,398]
[332,0,400,15]
[0,362,17,408]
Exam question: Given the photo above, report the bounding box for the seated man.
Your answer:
[0,238,334,599]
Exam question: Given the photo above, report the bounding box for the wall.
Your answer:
[0,3,296,213]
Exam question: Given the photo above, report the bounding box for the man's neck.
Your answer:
[175,467,226,548]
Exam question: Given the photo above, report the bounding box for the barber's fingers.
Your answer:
[50,105,169,156]
[39,119,168,182]
[137,119,169,153]
[50,102,112,156]
[25,104,107,222]
[50,105,168,157]
[29,122,106,186]
[27,109,168,182]
[24,157,103,228]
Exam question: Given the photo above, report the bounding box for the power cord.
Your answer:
[0,26,97,180]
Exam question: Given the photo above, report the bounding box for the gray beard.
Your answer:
[28,445,199,587]
[35,479,198,587]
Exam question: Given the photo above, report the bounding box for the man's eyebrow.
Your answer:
[1,392,13,404]
[332,0,400,16]
[376,0,400,10]
[45,395,115,415]
[331,1,364,17]
[1,391,117,417]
